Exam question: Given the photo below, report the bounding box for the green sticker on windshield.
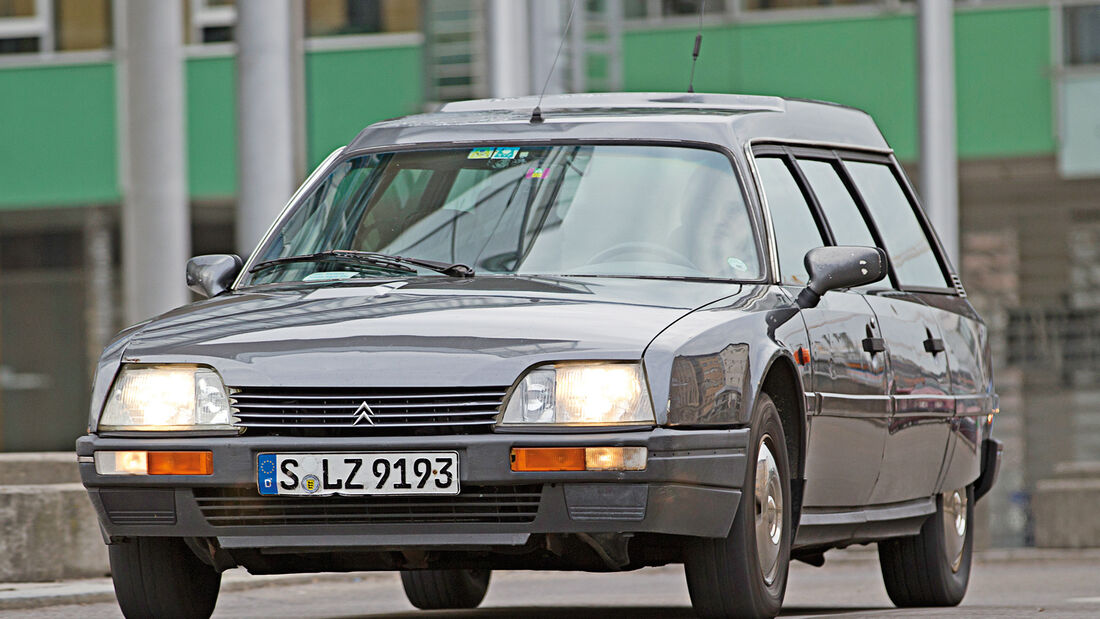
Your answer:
[492,147,520,159]
[467,147,494,159]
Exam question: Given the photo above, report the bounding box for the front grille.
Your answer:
[194,485,542,527]
[230,386,508,436]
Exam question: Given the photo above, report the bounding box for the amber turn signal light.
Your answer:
[510,447,647,472]
[147,451,213,475]
[511,447,586,471]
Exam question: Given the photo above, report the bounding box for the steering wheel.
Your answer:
[585,241,698,270]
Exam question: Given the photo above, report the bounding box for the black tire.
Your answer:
[684,392,792,619]
[109,537,222,619]
[400,568,491,610]
[878,485,974,607]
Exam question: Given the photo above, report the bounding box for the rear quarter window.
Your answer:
[844,161,950,289]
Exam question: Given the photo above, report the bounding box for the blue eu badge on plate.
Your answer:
[257,454,278,495]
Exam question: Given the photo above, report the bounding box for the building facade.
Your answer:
[1,0,1098,547]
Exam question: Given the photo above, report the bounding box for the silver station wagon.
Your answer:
[78,93,1002,619]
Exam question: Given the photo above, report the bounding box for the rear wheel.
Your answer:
[878,485,973,607]
[109,536,221,619]
[400,568,491,610]
[684,392,791,619]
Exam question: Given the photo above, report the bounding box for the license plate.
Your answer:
[256,452,459,496]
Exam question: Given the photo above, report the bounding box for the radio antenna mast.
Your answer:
[687,0,706,93]
[531,0,579,124]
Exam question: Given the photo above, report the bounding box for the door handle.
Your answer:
[924,337,945,354]
[862,337,885,355]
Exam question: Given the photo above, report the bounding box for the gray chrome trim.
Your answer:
[798,496,936,527]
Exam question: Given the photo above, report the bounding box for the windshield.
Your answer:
[244,144,761,285]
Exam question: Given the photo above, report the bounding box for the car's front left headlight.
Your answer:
[498,362,655,428]
[98,364,234,431]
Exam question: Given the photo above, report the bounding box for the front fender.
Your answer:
[643,285,809,427]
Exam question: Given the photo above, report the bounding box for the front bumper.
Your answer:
[77,428,748,550]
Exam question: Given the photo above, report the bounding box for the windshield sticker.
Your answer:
[467,147,494,159]
[525,167,548,180]
[303,271,358,282]
[491,146,520,159]
[727,257,749,272]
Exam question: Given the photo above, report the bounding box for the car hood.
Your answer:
[121,275,743,388]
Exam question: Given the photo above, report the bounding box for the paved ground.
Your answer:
[4,550,1099,618]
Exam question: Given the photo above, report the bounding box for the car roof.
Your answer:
[346,92,891,154]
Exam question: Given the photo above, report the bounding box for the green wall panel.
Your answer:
[184,44,423,198]
[623,6,1053,161]
[186,56,237,199]
[0,62,118,208]
[956,8,1053,158]
[0,44,422,209]
[305,44,423,167]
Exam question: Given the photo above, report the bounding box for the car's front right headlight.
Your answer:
[497,362,655,428]
[98,364,234,431]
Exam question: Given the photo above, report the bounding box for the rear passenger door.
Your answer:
[753,151,888,509]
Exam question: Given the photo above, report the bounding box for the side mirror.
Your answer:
[795,246,888,309]
[186,254,243,298]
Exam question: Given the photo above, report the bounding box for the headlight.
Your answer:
[99,365,234,431]
[498,363,655,428]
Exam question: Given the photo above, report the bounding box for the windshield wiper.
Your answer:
[249,249,474,278]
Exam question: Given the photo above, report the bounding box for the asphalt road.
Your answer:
[10,551,1100,618]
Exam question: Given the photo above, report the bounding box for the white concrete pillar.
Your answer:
[487,0,531,97]
[528,0,565,95]
[116,0,191,324]
[236,0,298,257]
[918,0,959,266]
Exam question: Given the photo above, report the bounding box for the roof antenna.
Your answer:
[687,0,706,93]
[531,0,579,124]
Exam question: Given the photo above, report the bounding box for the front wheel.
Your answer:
[400,568,491,610]
[109,537,222,619]
[878,485,974,607]
[684,392,791,619]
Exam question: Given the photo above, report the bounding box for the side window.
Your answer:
[845,161,950,288]
[796,159,877,248]
[755,157,826,286]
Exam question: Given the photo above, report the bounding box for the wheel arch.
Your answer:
[757,353,807,529]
